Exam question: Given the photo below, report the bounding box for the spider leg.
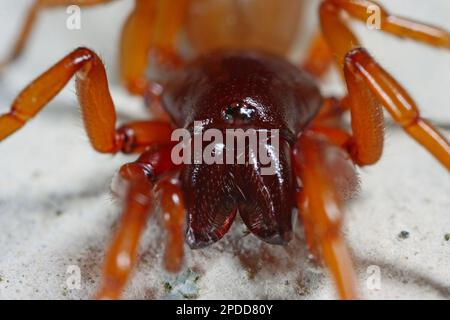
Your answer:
[1,0,187,95]
[344,48,450,170]
[97,145,182,299]
[318,2,450,170]
[337,0,450,48]
[302,33,334,78]
[311,48,450,171]
[154,174,186,273]
[294,130,359,300]
[96,161,154,300]
[312,96,349,127]
[321,0,450,66]
[120,0,187,95]
[150,0,188,58]
[308,126,352,149]
[0,0,115,70]
[0,47,172,154]
[119,0,157,95]
[304,0,450,78]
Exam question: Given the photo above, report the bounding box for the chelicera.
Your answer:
[0,0,449,299]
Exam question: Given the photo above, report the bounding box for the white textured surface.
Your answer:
[0,0,449,300]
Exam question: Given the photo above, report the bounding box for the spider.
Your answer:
[0,0,449,300]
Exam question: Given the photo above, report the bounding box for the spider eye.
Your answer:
[223,102,255,123]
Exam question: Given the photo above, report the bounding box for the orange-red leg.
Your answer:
[313,50,450,171]
[143,81,172,122]
[305,0,450,77]
[308,126,352,150]
[155,174,186,273]
[320,0,450,72]
[0,0,115,70]
[121,0,186,116]
[294,131,359,300]
[97,145,181,299]
[120,0,187,95]
[326,0,450,49]
[344,48,450,170]
[0,47,172,153]
[312,96,350,127]
[1,0,187,96]
[119,0,157,95]
[302,33,334,78]
[151,0,188,53]
[96,161,154,300]
[318,1,450,170]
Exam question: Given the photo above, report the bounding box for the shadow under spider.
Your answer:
[64,213,450,300]
[356,257,450,299]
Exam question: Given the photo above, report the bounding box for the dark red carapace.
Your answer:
[161,50,322,248]
[0,0,449,301]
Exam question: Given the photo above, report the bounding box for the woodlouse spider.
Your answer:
[0,0,449,299]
